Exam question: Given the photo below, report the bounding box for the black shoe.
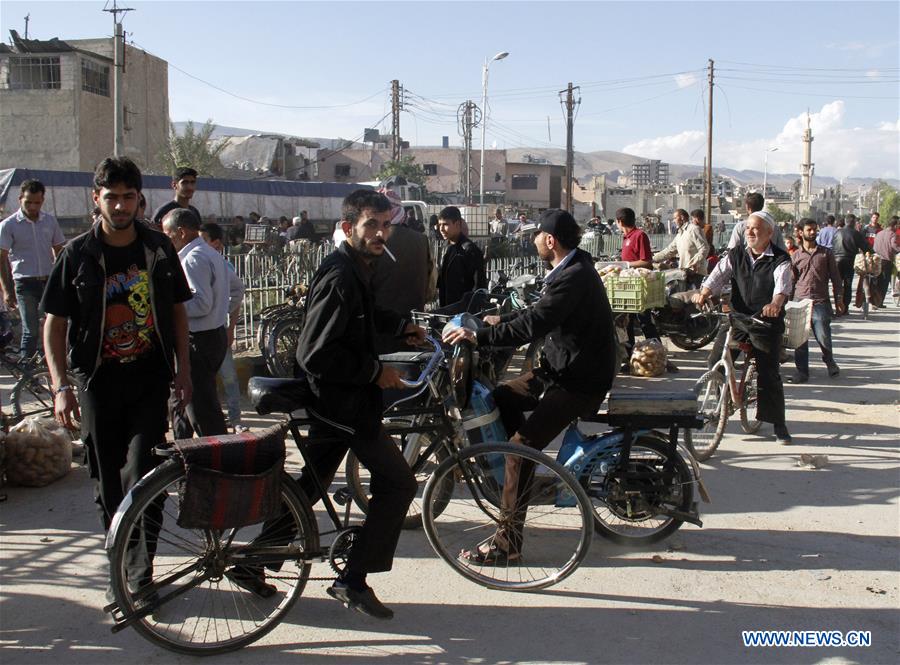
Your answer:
[786,373,808,384]
[327,581,394,620]
[774,425,792,445]
[225,566,277,599]
[826,362,840,377]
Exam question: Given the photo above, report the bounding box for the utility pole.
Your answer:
[23,14,30,38]
[560,82,580,213]
[705,59,714,226]
[103,1,133,156]
[390,79,402,162]
[458,101,477,202]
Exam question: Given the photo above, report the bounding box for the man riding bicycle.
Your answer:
[444,209,617,563]
[693,211,794,444]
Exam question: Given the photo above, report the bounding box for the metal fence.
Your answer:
[229,230,731,350]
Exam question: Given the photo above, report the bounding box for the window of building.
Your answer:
[423,163,438,176]
[511,174,538,190]
[334,164,351,177]
[81,58,110,96]
[5,56,61,90]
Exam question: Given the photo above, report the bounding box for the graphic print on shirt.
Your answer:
[103,264,155,362]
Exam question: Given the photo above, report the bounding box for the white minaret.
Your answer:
[800,111,814,203]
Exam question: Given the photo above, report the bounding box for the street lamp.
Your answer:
[762,146,778,196]
[480,50,509,205]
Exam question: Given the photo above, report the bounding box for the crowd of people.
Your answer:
[0,158,897,622]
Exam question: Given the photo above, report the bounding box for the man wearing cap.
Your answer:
[436,206,486,308]
[444,209,616,564]
[693,212,794,444]
[728,192,786,252]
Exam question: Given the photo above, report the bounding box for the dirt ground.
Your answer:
[1,306,897,665]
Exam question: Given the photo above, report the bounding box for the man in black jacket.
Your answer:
[694,212,794,444]
[42,157,192,593]
[831,215,868,315]
[296,189,422,619]
[444,209,617,563]
[437,206,486,307]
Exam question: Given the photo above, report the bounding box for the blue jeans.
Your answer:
[218,346,242,427]
[14,278,47,357]
[794,302,834,376]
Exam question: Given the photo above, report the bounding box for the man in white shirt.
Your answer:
[162,208,230,437]
[0,179,66,358]
[652,208,709,288]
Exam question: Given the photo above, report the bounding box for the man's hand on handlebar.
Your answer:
[376,364,407,390]
[760,302,782,318]
[401,323,427,346]
[691,289,709,306]
[482,314,501,326]
[442,326,476,346]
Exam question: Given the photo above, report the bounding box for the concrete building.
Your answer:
[315,146,507,200]
[632,159,670,187]
[505,161,565,209]
[0,30,168,172]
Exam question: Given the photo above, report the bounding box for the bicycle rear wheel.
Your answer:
[422,442,592,591]
[588,436,694,544]
[685,369,730,462]
[739,364,763,434]
[107,460,317,655]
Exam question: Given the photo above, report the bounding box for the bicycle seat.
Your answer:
[248,376,315,414]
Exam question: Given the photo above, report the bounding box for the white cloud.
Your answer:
[866,69,881,78]
[674,73,698,89]
[622,101,900,179]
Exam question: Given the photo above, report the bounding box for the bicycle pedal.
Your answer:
[333,487,353,506]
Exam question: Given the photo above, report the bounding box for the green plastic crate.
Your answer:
[602,272,666,313]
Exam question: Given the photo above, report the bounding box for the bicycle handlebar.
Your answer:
[397,336,444,389]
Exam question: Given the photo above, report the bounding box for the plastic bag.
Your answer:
[630,339,667,377]
[4,417,73,487]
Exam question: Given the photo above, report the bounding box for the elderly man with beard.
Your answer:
[292,189,423,619]
[444,209,616,563]
[694,212,794,444]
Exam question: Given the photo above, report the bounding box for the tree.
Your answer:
[376,156,428,189]
[155,119,229,176]
[878,186,900,219]
[767,203,794,226]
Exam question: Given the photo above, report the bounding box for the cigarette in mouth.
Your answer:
[383,245,397,262]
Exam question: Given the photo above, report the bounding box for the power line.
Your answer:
[131,40,388,110]
[718,82,899,100]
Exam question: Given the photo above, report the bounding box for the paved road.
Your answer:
[1,306,898,664]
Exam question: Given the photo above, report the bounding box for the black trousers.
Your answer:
[836,258,855,311]
[80,366,170,585]
[172,326,228,439]
[491,371,608,553]
[297,425,417,574]
[708,324,786,427]
[875,260,892,306]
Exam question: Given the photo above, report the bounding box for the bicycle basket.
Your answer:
[783,299,813,350]
[175,424,287,530]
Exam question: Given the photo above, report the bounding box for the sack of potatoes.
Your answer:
[630,338,667,377]
[4,417,73,487]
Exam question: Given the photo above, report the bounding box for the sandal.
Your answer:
[459,538,521,566]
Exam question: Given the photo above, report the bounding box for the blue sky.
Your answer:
[2,0,898,177]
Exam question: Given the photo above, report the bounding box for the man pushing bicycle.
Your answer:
[443,209,617,563]
[692,211,794,444]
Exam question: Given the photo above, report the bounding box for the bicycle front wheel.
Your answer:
[108,460,317,655]
[685,369,730,462]
[265,317,303,378]
[739,364,763,434]
[422,442,593,591]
